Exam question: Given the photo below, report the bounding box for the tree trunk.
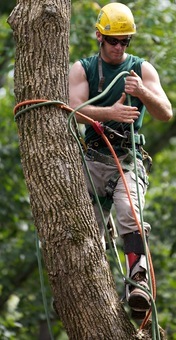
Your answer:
[8,1,164,339]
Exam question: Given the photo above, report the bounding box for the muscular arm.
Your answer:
[69,61,140,124]
[125,61,173,121]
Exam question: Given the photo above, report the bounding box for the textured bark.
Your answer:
[8,1,165,339]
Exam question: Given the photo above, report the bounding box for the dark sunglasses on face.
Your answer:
[103,35,131,47]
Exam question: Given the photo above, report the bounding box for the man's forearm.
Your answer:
[138,87,172,122]
[75,105,111,124]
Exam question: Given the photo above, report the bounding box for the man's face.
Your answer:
[96,31,131,64]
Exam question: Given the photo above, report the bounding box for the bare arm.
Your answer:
[69,61,140,124]
[125,61,173,121]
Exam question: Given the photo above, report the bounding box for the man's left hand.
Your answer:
[125,70,144,97]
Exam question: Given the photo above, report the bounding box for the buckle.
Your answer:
[124,131,145,146]
[134,134,145,145]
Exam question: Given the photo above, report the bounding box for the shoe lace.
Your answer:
[132,271,147,284]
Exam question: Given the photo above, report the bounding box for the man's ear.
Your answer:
[96,30,103,43]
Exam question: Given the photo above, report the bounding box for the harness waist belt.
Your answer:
[86,148,116,166]
[87,129,145,150]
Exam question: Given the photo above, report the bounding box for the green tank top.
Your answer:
[80,53,145,152]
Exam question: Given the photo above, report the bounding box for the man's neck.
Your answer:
[100,50,128,65]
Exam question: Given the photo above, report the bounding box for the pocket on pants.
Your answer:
[130,169,148,195]
[137,163,149,187]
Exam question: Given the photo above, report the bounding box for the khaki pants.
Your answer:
[84,154,151,243]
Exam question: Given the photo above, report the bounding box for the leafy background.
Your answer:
[0,0,176,339]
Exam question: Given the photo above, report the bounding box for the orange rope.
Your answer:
[14,99,49,114]
[14,99,156,328]
[14,99,89,121]
[101,134,156,329]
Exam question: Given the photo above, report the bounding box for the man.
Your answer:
[69,2,172,320]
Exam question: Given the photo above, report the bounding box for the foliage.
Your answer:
[144,141,176,338]
[0,14,14,87]
[0,0,176,339]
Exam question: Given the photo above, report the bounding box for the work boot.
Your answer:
[131,309,146,322]
[128,271,151,312]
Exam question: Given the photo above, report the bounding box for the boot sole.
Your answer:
[131,309,146,321]
[128,288,151,311]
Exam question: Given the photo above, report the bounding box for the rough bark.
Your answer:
[8,1,166,339]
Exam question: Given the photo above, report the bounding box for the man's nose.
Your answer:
[114,43,122,48]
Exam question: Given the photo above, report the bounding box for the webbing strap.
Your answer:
[90,193,113,211]
[98,52,105,93]
[123,232,148,255]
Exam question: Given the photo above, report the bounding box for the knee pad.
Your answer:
[123,231,147,255]
[123,231,148,275]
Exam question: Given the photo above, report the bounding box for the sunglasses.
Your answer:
[103,35,131,47]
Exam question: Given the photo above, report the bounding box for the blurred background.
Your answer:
[0,0,176,339]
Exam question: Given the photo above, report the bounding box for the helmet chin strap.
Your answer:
[97,35,131,93]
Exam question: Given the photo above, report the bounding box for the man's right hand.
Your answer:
[110,92,140,123]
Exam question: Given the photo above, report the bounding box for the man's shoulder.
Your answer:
[80,54,98,64]
[80,54,99,73]
[127,54,145,63]
[127,54,145,76]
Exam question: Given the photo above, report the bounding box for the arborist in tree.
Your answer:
[69,2,172,321]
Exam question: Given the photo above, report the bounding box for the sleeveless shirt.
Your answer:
[80,53,145,155]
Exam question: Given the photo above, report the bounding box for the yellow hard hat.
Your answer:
[95,3,136,36]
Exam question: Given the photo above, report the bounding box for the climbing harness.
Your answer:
[13,71,160,339]
[86,126,145,150]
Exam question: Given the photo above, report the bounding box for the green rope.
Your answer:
[68,71,160,339]
[68,112,160,335]
[127,94,160,340]
[14,100,65,121]
[14,69,161,338]
[67,72,132,274]
[68,71,130,116]
[35,231,54,340]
